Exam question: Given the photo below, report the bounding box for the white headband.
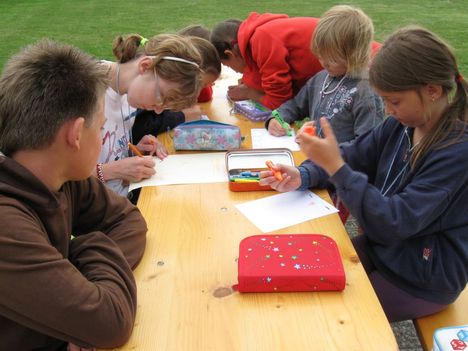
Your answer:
[161,56,199,68]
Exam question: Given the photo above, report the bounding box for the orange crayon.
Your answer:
[265,160,283,181]
[128,142,143,157]
[303,125,316,136]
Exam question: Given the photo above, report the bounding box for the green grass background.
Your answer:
[1,0,467,74]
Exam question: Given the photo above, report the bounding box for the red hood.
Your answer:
[237,12,289,58]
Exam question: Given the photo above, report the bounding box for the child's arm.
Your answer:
[227,83,264,102]
[265,77,316,136]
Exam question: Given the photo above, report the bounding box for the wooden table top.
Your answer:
[105,68,398,351]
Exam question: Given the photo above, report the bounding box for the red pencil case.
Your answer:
[233,234,346,292]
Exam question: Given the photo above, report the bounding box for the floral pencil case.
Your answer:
[233,100,272,122]
[173,120,242,151]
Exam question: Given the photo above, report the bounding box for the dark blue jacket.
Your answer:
[298,117,468,304]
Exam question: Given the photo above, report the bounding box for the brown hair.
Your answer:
[0,39,109,156]
[210,19,242,60]
[312,5,374,77]
[188,37,221,77]
[178,25,211,41]
[369,26,468,168]
[113,33,203,110]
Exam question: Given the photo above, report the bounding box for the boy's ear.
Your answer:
[65,117,86,150]
[138,56,154,73]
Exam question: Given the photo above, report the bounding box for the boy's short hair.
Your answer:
[0,39,109,156]
[312,5,374,76]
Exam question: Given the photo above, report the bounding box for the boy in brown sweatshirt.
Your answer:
[0,40,147,350]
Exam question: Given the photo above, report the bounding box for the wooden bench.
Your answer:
[414,287,468,351]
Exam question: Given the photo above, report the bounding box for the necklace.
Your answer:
[380,127,419,196]
[314,74,348,136]
[320,74,347,97]
[115,63,133,156]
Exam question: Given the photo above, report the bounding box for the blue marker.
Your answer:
[240,171,259,177]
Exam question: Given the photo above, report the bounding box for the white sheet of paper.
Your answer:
[251,128,300,151]
[235,190,338,233]
[129,153,227,191]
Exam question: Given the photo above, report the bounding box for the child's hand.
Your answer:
[268,118,288,136]
[227,84,247,101]
[296,117,344,176]
[137,135,168,160]
[259,164,301,192]
[299,121,317,137]
[115,156,156,182]
[182,105,203,121]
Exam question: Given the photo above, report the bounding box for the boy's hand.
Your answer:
[296,117,344,176]
[259,164,301,192]
[267,118,288,136]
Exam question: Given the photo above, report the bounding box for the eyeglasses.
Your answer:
[154,69,163,107]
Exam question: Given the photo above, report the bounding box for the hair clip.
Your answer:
[140,37,149,47]
[457,74,464,83]
[161,56,199,68]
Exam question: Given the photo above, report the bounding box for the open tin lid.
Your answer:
[226,148,294,171]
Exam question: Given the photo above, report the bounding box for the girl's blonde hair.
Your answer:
[312,5,374,77]
[369,26,468,169]
[112,33,203,110]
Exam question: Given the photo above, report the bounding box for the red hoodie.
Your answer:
[238,13,322,109]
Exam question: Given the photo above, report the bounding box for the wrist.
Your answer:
[326,159,345,177]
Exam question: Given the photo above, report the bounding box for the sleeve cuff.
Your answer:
[329,163,354,190]
[297,166,311,190]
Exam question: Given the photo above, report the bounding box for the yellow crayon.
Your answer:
[232,178,259,183]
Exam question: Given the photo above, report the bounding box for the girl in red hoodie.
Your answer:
[211,12,380,110]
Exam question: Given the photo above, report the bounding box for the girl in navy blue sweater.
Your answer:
[260,26,468,322]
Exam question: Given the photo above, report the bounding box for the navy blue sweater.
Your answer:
[298,117,468,304]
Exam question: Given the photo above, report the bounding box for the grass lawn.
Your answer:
[0,0,467,73]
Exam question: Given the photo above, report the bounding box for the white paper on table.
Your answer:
[129,152,227,191]
[235,190,338,233]
[251,128,300,151]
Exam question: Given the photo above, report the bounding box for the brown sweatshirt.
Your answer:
[0,155,147,350]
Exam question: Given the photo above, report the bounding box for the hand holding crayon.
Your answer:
[303,125,316,136]
[272,110,292,136]
[128,142,143,157]
[265,160,283,181]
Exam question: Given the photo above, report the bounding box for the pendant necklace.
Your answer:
[115,63,133,156]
